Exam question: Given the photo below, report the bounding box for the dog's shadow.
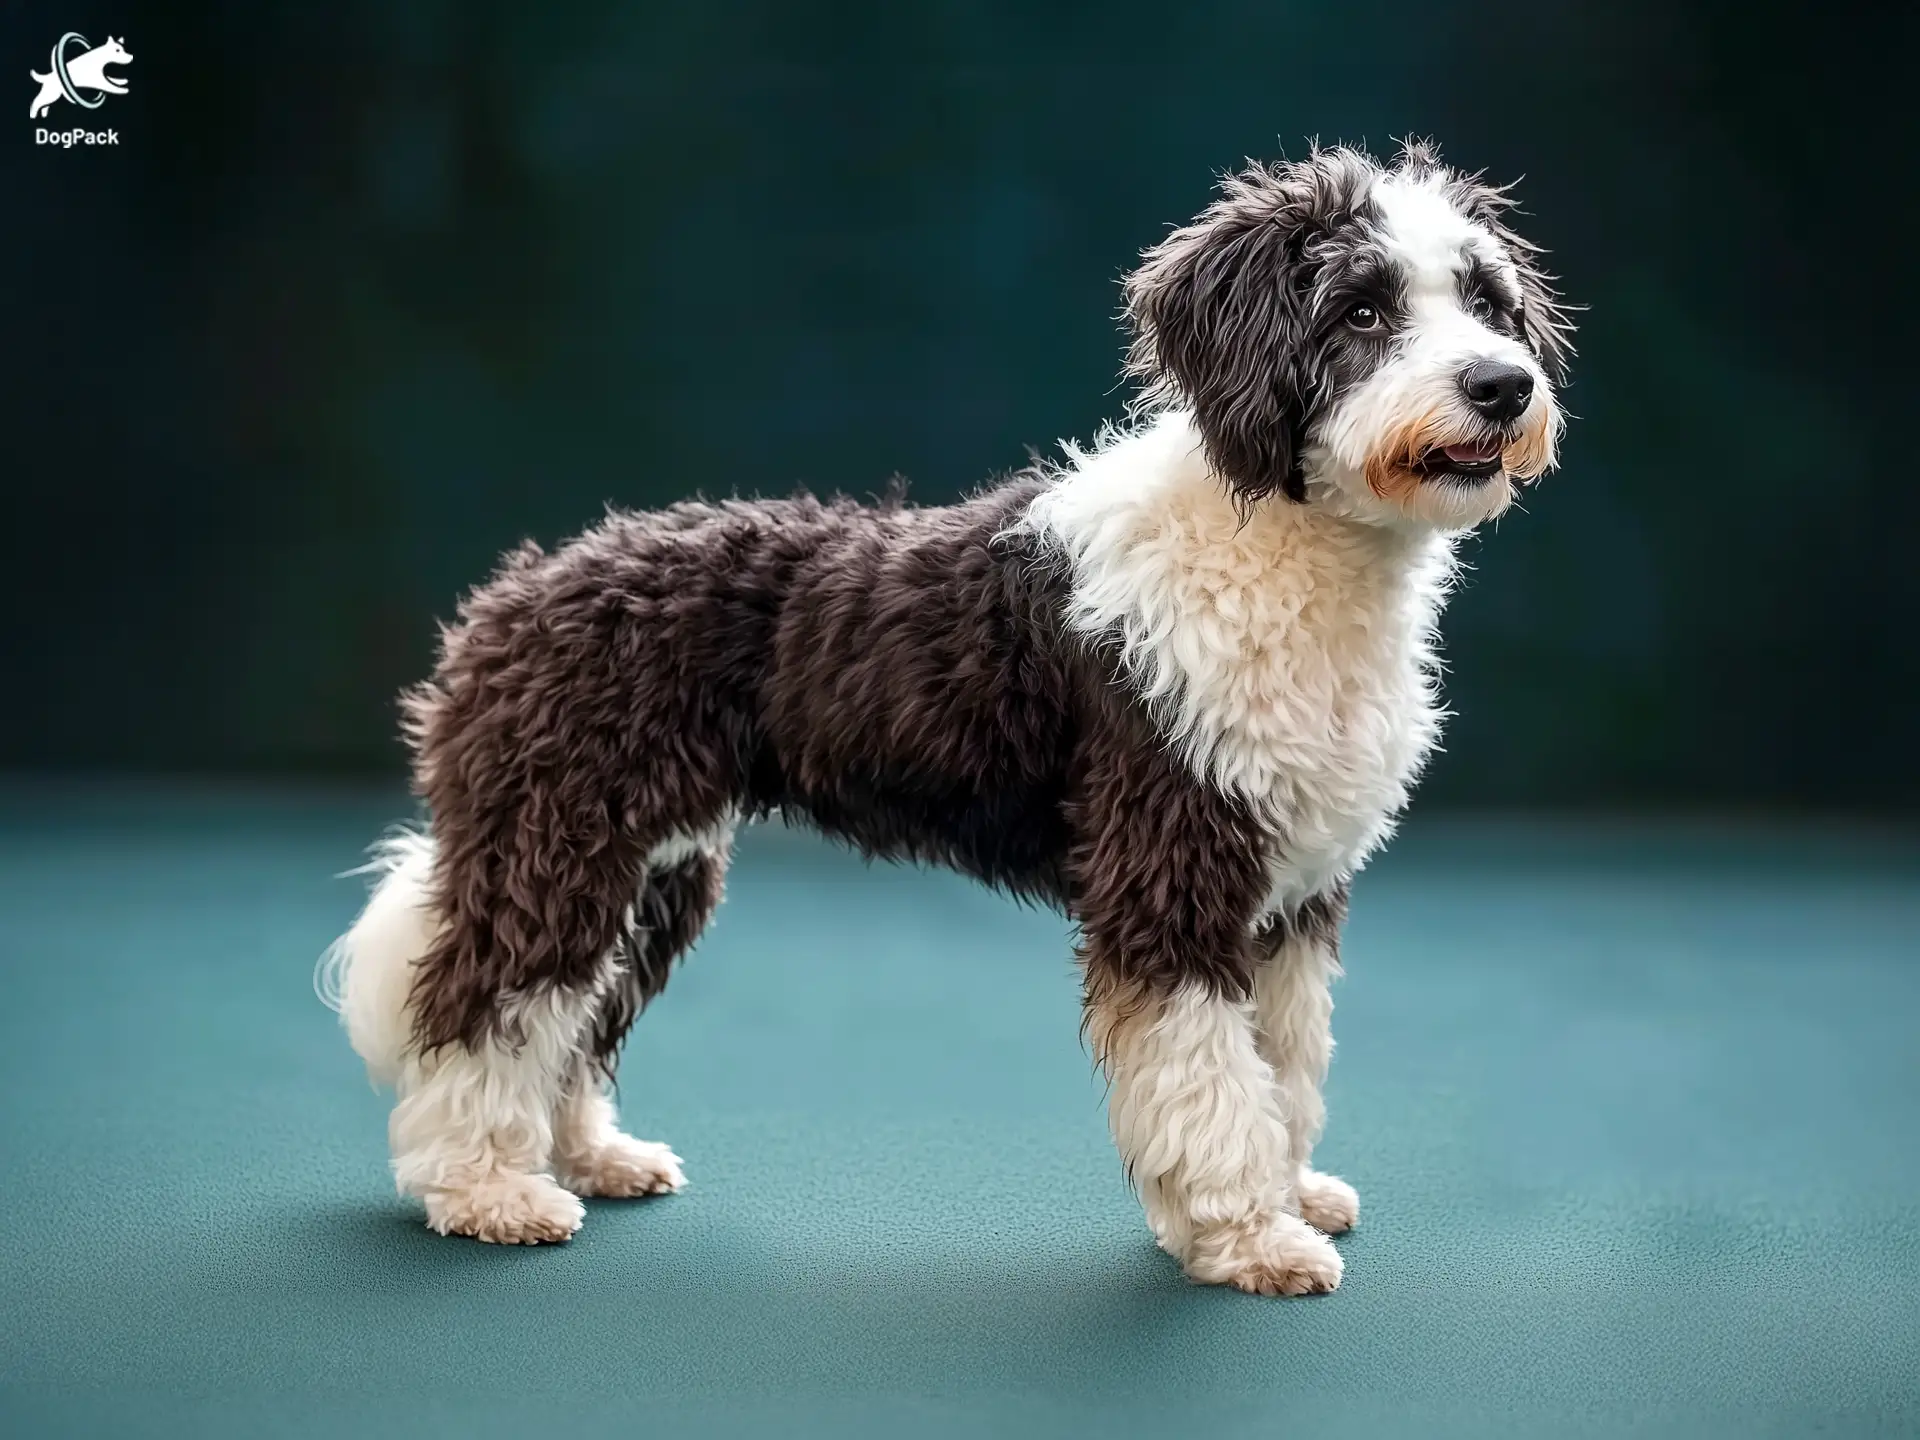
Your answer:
[279,1191,1336,1394]
[289,1199,510,1279]
[295,1190,1211,1292]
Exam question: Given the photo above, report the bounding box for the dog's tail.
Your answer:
[315,827,441,1086]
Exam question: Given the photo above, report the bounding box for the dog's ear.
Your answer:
[1124,164,1320,506]
[1444,174,1577,385]
[1509,243,1576,387]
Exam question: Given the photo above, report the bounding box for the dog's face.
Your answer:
[1125,142,1574,530]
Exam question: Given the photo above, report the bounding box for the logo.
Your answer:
[30,32,130,145]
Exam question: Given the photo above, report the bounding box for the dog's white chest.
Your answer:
[1242,640,1439,912]
[1166,547,1444,912]
[1023,416,1451,912]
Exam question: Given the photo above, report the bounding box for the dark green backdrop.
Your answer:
[7,0,1914,809]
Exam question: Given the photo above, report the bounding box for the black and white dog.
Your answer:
[322,140,1572,1295]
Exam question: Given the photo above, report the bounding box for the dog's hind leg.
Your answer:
[384,796,692,1244]
[325,827,621,1245]
[389,994,599,1246]
[334,794,713,1243]
[553,845,731,1199]
[331,523,752,1242]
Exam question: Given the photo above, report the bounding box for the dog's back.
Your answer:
[742,476,1087,899]
[419,474,1081,885]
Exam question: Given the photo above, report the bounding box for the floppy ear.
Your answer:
[1124,171,1312,505]
[1508,241,1577,386]
[1446,175,1577,385]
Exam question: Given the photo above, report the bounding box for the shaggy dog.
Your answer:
[321,139,1573,1295]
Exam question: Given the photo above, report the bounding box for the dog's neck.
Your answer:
[1026,409,1458,666]
[1024,409,1454,879]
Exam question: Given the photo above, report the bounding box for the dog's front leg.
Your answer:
[1084,962,1343,1295]
[1253,887,1358,1235]
[1068,732,1343,1295]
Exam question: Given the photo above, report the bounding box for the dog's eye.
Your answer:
[1344,303,1382,332]
[1468,292,1497,322]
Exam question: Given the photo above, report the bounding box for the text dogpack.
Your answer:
[37,126,118,147]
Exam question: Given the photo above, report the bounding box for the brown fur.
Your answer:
[398,479,1318,1064]
[590,851,729,1077]
[1364,411,1460,502]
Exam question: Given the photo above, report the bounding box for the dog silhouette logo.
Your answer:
[30,34,132,119]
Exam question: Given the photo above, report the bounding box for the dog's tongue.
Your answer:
[1443,440,1502,464]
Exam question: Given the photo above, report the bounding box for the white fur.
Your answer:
[315,829,438,1086]
[387,969,615,1198]
[1254,926,1339,1163]
[646,813,738,872]
[1099,984,1343,1294]
[1022,410,1451,910]
[1312,172,1563,532]
[1254,925,1356,1233]
[553,1073,687,1198]
[391,992,602,1244]
[318,832,652,1243]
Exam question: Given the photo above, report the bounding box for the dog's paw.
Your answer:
[1296,1170,1359,1234]
[424,1172,585,1245]
[1182,1212,1344,1296]
[561,1135,686,1199]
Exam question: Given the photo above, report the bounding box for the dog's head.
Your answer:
[1125,140,1574,530]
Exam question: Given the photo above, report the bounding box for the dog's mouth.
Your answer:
[1415,439,1505,482]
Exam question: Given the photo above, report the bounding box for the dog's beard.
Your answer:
[1361,404,1557,505]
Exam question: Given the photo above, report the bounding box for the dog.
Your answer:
[29,36,131,119]
[320,139,1572,1295]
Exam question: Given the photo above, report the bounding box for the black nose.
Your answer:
[1458,361,1535,423]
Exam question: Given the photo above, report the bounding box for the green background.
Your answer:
[7,0,1915,809]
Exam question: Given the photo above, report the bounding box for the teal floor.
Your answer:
[0,783,1916,1438]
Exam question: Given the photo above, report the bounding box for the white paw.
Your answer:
[423,1172,585,1245]
[1182,1211,1344,1296]
[1296,1170,1359,1234]
[560,1135,686,1199]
